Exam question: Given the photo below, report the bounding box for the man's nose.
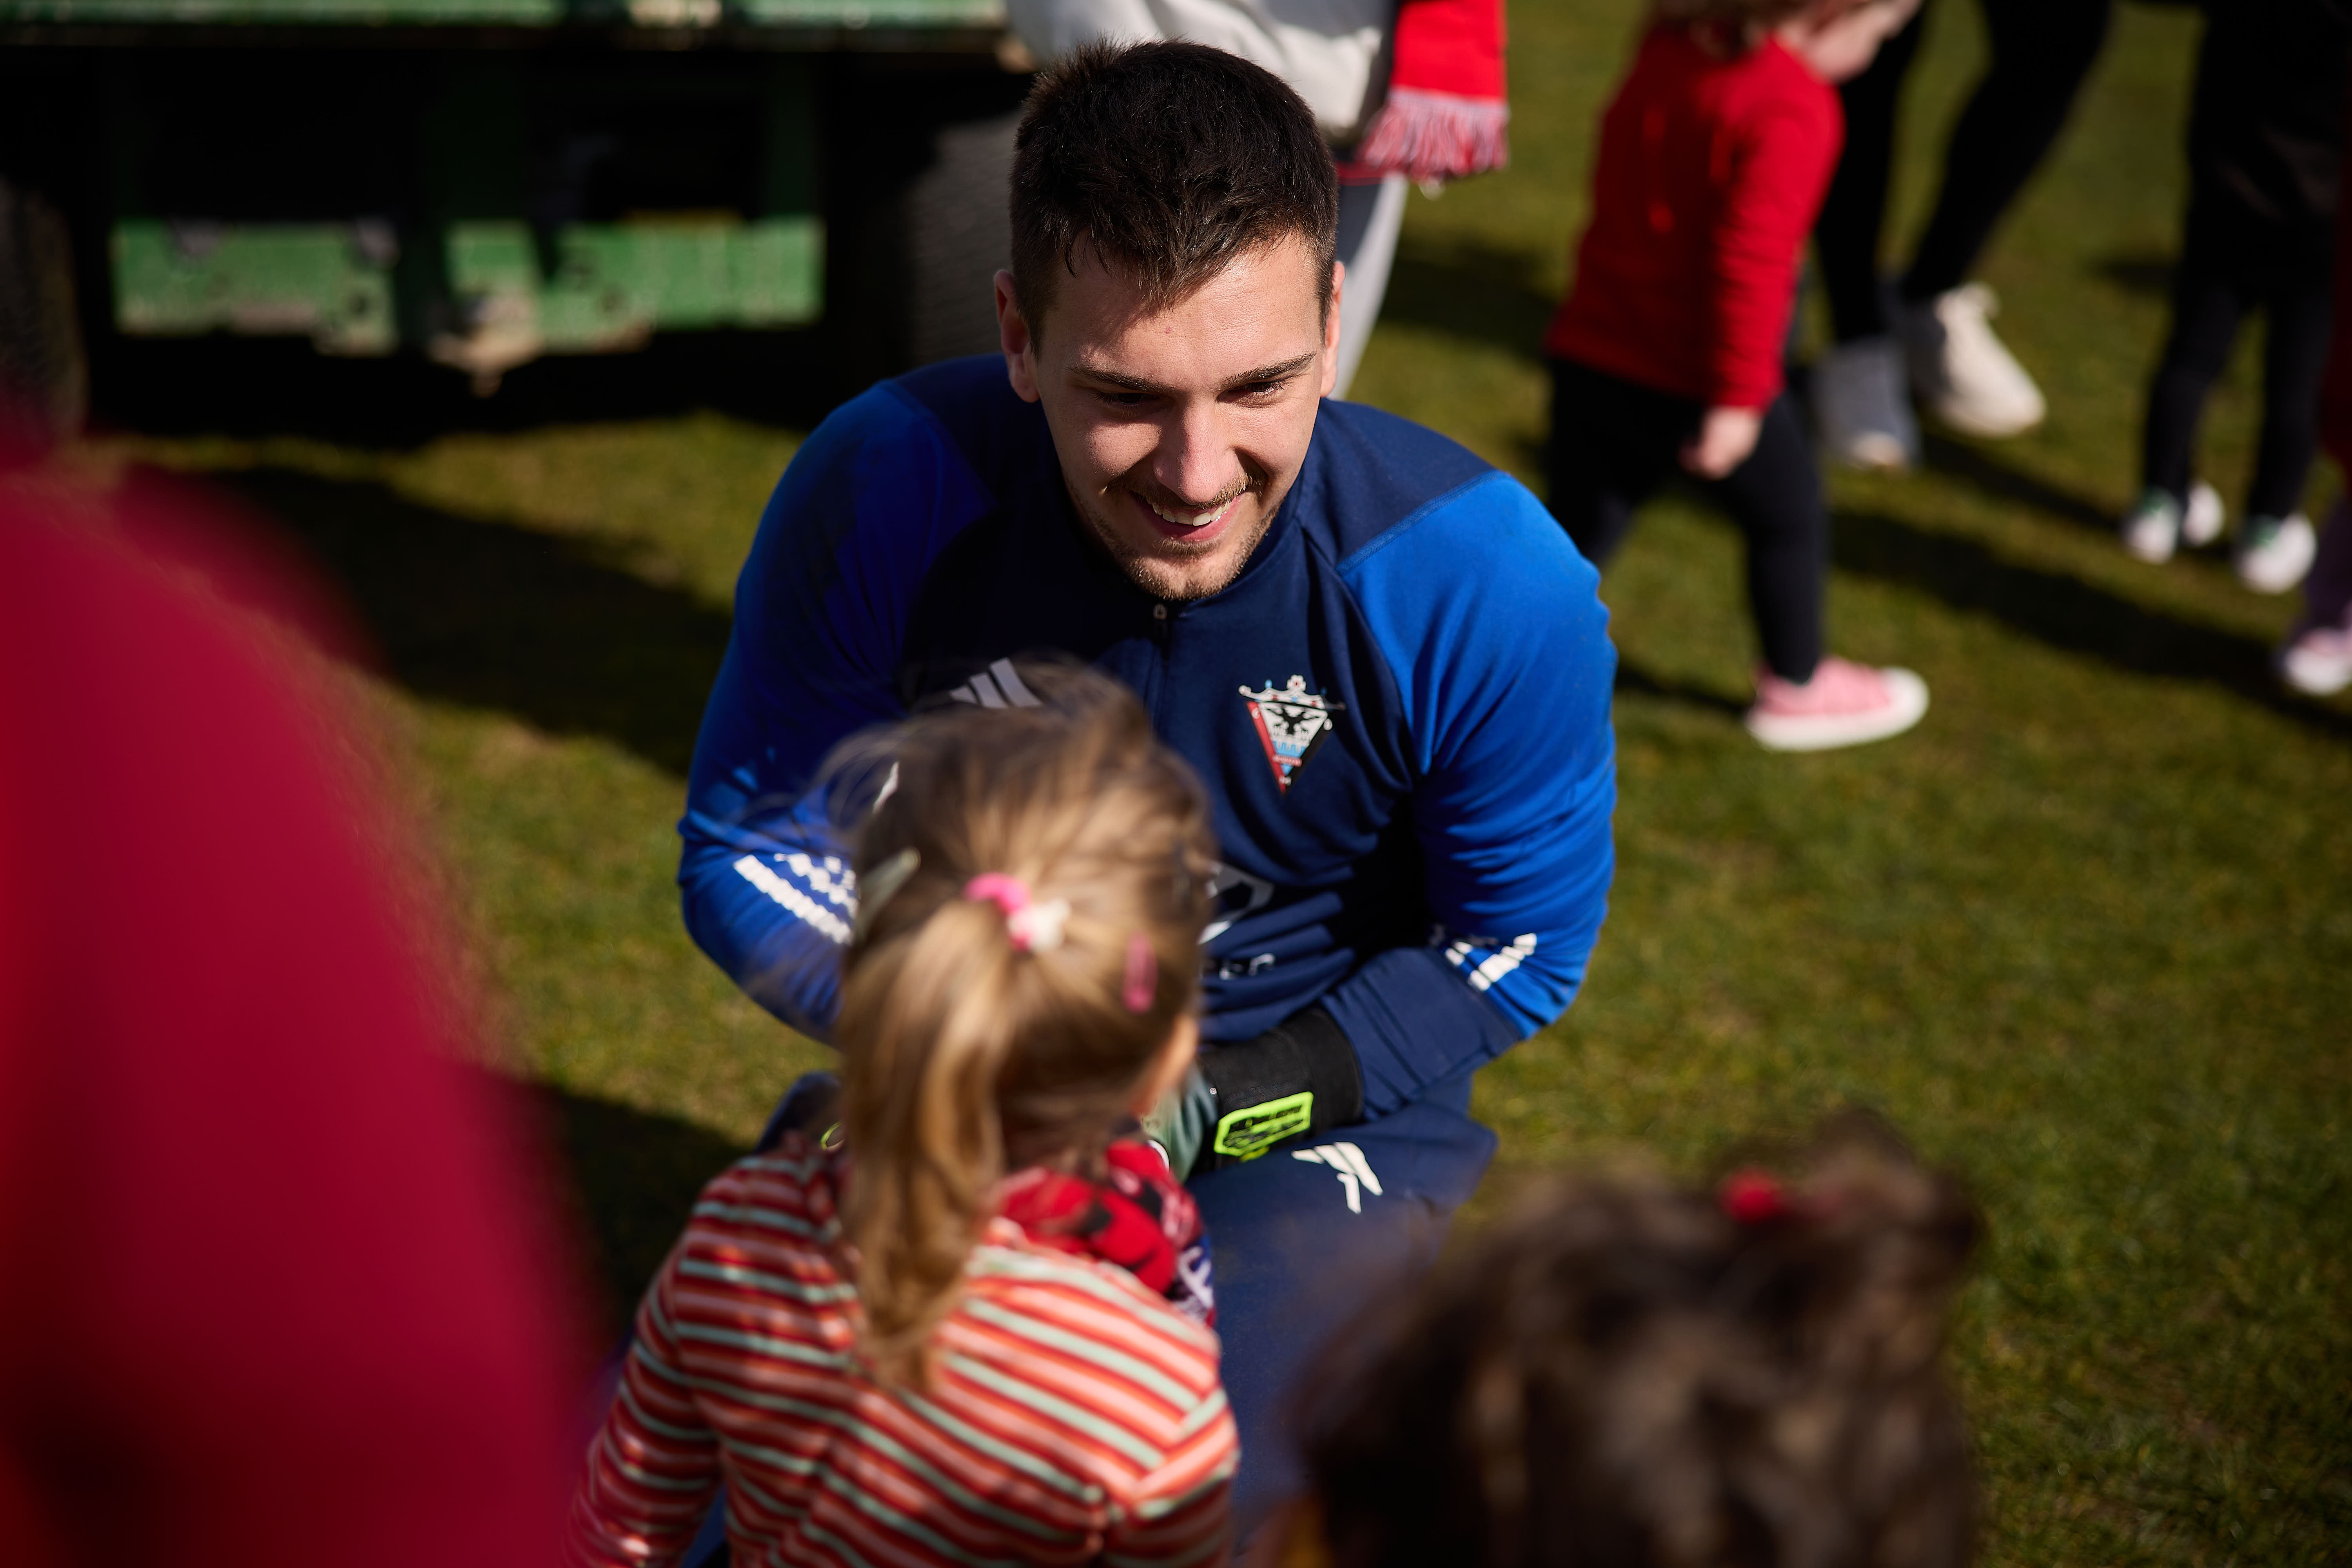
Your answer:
[1154,398,1243,506]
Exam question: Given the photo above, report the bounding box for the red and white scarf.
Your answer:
[1348,0,1510,185]
[997,1139,1216,1326]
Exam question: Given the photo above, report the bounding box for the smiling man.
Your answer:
[1002,225,1328,604]
[678,41,1616,1526]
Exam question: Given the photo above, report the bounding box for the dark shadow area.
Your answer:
[1614,657,1748,719]
[542,1085,751,1333]
[2095,252,2177,300]
[65,44,1035,450]
[93,327,853,450]
[225,465,731,774]
[1919,431,2118,534]
[1375,238,1554,360]
[1831,506,2352,742]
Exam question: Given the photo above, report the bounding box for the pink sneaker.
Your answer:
[1744,657,1930,751]
[2279,619,2352,696]
[2281,499,2352,694]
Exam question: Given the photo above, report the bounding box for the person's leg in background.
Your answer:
[1187,1073,1497,1539]
[1819,4,1931,346]
[1811,2,1932,470]
[1901,0,2115,302]
[2123,230,2244,564]
[1712,395,1932,750]
[1331,173,1410,399]
[2248,264,2334,521]
[1544,358,1695,567]
[1898,0,2115,437]
[1708,395,1828,686]
[2234,230,2334,591]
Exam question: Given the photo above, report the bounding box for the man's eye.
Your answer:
[1096,390,1151,408]
[1234,379,1287,400]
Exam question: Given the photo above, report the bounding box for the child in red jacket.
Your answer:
[1546,0,1926,752]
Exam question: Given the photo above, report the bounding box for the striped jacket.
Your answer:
[566,1138,1238,1567]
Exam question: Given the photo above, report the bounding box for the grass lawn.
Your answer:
[69,0,2350,1560]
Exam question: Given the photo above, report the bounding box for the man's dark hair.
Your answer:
[1010,40,1341,333]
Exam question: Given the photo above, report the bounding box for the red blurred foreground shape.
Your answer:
[0,487,582,1565]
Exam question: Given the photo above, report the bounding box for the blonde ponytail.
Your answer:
[829,665,1212,1386]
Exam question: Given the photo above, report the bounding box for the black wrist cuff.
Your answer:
[1196,1007,1364,1162]
[757,1070,844,1154]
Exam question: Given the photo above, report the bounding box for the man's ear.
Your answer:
[997,270,1042,403]
[1319,261,1346,399]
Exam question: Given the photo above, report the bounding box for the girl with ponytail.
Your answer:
[568,666,1236,1568]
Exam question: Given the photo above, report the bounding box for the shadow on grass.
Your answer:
[1377,238,1555,359]
[1918,432,2118,534]
[2094,252,2177,300]
[1615,657,1747,718]
[94,328,848,451]
[227,466,730,775]
[544,1085,751,1332]
[1831,506,2352,742]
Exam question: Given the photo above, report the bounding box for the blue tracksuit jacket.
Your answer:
[679,356,1617,1115]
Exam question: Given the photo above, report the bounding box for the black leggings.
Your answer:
[1547,360,1826,683]
[1817,2,1931,342]
[1817,0,2113,341]
[2142,204,2336,520]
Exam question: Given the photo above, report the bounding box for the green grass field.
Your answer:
[78,1,2350,1560]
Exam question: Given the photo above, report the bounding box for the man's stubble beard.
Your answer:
[1067,477,1277,604]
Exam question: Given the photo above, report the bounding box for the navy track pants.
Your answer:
[1190,1075,1497,1535]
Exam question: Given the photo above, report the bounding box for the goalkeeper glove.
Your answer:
[1142,1007,1363,1181]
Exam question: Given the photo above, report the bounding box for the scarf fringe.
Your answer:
[1352,87,1510,187]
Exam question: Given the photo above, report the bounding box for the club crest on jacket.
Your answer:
[1239,676,1335,792]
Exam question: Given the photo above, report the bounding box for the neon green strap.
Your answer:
[1211,1091,1314,1161]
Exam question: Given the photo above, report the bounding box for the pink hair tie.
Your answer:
[964,873,1070,953]
[1122,933,1158,1013]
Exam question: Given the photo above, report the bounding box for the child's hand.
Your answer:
[1681,405,1763,479]
[1780,0,1923,84]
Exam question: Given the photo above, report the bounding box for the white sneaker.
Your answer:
[2120,483,2225,563]
[1812,336,1920,471]
[1901,283,2047,438]
[2279,619,2352,695]
[2236,513,2317,593]
[2120,488,2183,563]
[2183,481,2225,547]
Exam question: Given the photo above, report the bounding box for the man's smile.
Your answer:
[1126,484,1255,548]
[1147,495,1240,530]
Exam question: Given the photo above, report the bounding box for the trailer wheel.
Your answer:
[902,107,1020,367]
[0,177,88,457]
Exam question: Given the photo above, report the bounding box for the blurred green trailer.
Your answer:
[0,0,1031,435]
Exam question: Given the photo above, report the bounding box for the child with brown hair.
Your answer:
[566,666,1238,1567]
[1546,0,1928,752]
[1258,1112,1979,1568]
